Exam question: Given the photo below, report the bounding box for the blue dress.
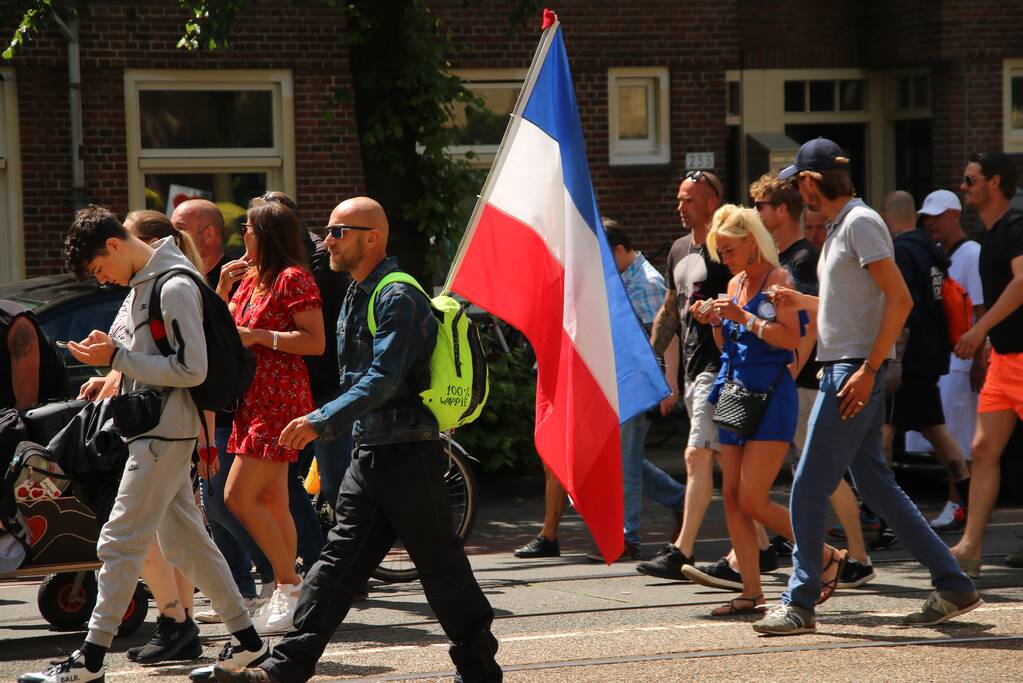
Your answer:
[708,287,799,446]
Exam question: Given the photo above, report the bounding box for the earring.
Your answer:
[746,254,756,266]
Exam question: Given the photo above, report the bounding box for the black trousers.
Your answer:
[264,440,499,683]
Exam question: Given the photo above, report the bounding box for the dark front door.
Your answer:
[894,119,933,208]
[784,123,868,203]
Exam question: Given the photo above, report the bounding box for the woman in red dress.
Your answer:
[222,199,324,632]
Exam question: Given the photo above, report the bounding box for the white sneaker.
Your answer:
[261,580,302,633]
[194,597,263,624]
[18,650,105,683]
[188,637,269,681]
[929,500,960,529]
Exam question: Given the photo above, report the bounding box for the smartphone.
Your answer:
[55,340,70,349]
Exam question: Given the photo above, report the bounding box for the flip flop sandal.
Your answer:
[817,548,848,605]
[711,594,765,616]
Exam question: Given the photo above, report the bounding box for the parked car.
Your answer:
[0,275,128,399]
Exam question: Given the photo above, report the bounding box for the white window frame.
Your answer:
[1004,59,1023,153]
[445,69,526,169]
[0,70,23,284]
[608,67,670,166]
[124,69,296,210]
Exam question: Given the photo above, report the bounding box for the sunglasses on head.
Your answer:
[324,224,374,240]
[684,170,721,199]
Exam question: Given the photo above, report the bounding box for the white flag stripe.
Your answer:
[487,118,619,412]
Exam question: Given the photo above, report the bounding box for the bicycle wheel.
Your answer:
[371,434,479,583]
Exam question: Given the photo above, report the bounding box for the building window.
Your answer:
[784,79,867,113]
[1005,59,1023,153]
[124,70,295,243]
[608,67,670,166]
[445,69,525,168]
[896,74,929,111]
[0,71,22,284]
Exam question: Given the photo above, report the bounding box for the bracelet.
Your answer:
[272,331,279,351]
[862,360,879,375]
[747,315,759,336]
[756,318,769,338]
[198,446,218,464]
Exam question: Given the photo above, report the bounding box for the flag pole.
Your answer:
[441,16,561,295]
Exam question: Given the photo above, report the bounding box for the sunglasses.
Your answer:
[239,221,251,235]
[962,175,980,187]
[753,200,780,210]
[325,224,374,240]
[683,170,721,199]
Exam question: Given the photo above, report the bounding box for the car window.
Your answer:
[39,291,129,368]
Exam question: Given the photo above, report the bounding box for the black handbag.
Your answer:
[109,389,166,440]
[712,361,788,437]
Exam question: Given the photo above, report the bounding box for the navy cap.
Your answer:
[778,137,847,181]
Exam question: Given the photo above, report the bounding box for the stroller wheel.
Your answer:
[38,571,97,629]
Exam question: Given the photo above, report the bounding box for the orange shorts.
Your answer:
[978,350,1023,419]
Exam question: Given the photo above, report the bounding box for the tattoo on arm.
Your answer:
[650,290,680,356]
[8,317,37,360]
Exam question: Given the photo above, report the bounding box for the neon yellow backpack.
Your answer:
[368,272,489,431]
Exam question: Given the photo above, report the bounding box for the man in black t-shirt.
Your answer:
[951,152,1023,575]
[0,300,65,410]
[637,170,728,581]
[882,191,972,531]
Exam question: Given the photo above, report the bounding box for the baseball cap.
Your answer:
[917,189,962,216]
[778,138,847,181]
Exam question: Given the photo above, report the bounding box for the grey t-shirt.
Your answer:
[816,198,895,362]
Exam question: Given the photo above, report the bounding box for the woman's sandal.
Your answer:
[817,548,848,605]
[711,594,766,616]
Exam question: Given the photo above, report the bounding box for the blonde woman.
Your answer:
[686,205,846,615]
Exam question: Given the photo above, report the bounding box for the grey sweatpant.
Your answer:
[87,437,252,647]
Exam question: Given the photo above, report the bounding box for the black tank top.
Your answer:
[0,299,66,409]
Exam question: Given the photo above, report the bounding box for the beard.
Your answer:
[328,241,364,273]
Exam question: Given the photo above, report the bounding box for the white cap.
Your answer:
[917,189,962,216]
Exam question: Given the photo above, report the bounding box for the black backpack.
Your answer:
[147,268,255,413]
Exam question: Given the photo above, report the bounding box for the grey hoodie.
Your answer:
[110,237,207,441]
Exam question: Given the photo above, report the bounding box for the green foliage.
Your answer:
[454,342,538,473]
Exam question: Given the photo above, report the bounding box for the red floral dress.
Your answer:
[228,266,322,463]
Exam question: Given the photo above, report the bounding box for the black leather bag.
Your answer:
[712,362,788,437]
[109,389,165,439]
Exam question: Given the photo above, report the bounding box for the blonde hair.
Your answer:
[706,204,780,268]
[125,209,204,271]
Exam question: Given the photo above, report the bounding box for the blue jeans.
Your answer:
[622,414,685,546]
[313,430,353,511]
[784,362,975,610]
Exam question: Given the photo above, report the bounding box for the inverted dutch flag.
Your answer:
[445,11,670,562]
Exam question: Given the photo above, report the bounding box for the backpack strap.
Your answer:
[148,268,204,357]
[367,271,428,334]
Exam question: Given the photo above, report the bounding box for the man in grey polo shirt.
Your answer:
[752,138,980,636]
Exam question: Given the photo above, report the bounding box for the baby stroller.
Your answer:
[0,399,147,636]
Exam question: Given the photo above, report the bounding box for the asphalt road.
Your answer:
[2,447,1022,682]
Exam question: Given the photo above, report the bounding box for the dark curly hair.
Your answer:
[65,205,129,280]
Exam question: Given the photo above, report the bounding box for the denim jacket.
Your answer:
[307,256,439,445]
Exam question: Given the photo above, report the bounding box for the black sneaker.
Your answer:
[759,546,779,573]
[586,541,641,563]
[513,535,560,558]
[837,557,876,589]
[682,558,743,591]
[770,535,793,556]
[129,631,203,663]
[129,616,201,665]
[868,526,898,551]
[636,544,692,580]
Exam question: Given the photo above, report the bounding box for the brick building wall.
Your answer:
[437,0,742,259]
[2,1,1021,279]
[3,0,363,277]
